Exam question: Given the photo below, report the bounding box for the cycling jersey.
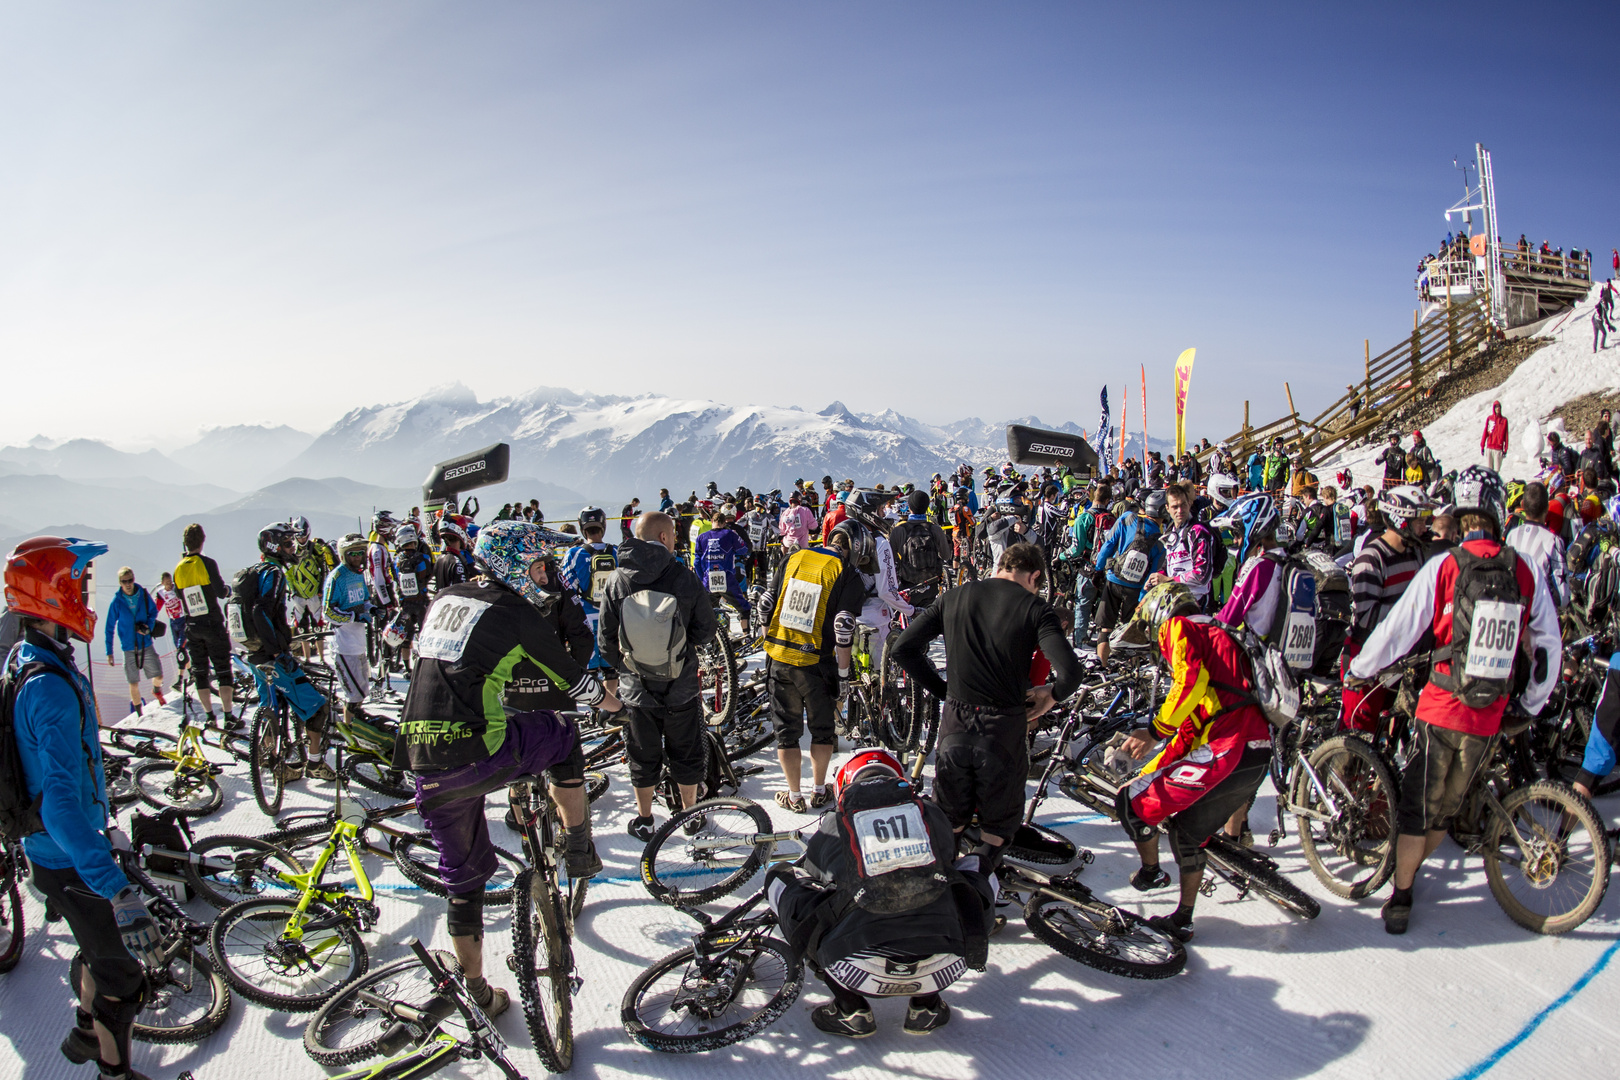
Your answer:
[394,548,433,608]
[1160,520,1216,601]
[1216,547,1286,638]
[366,537,395,607]
[1095,512,1165,594]
[1134,615,1271,779]
[694,527,749,600]
[323,562,372,658]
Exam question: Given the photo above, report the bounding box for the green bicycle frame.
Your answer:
[271,819,376,945]
[333,1031,460,1080]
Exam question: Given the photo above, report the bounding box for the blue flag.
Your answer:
[1096,387,1112,469]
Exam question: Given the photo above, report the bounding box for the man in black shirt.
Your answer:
[433,520,471,594]
[891,542,1082,860]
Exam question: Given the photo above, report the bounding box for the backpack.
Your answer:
[0,660,77,841]
[1110,518,1159,587]
[894,522,944,585]
[833,775,955,914]
[1198,522,1228,580]
[586,549,617,605]
[1429,546,1528,708]
[1332,502,1355,546]
[227,564,266,653]
[1259,552,1319,671]
[1214,624,1301,729]
[1300,550,1352,676]
[617,588,687,680]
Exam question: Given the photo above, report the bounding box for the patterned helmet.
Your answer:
[835,747,904,794]
[1452,465,1507,533]
[1205,473,1239,509]
[3,536,107,642]
[1112,581,1198,648]
[439,518,469,546]
[473,520,554,608]
[337,533,368,561]
[258,521,296,559]
[1211,492,1280,564]
[844,489,894,534]
[288,515,311,541]
[371,510,398,539]
[1378,485,1432,536]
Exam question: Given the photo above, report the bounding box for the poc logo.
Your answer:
[444,461,486,481]
[1028,443,1075,457]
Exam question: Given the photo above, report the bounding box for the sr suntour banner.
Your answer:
[421,442,511,504]
[1005,425,1099,472]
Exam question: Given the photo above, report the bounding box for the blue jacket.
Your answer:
[12,631,129,898]
[103,584,159,656]
[1095,511,1165,593]
[695,528,750,598]
[1246,452,1265,491]
[323,563,373,624]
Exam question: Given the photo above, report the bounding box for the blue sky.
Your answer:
[1,2,1613,448]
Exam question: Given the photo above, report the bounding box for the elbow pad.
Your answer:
[833,611,856,649]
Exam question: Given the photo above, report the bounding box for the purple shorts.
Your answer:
[413,711,577,896]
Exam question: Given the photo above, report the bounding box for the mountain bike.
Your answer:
[304,938,525,1079]
[77,840,234,1044]
[0,837,27,974]
[505,769,583,1072]
[1535,632,1620,795]
[114,717,230,816]
[837,623,909,752]
[247,636,335,816]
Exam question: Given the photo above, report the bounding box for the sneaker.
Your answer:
[60,1014,96,1064]
[681,812,707,836]
[221,712,245,731]
[811,1002,876,1038]
[503,808,523,833]
[775,790,807,814]
[1225,823,1255,849]
[809,787,832,810]
[305,759,338,782]
[273,762,305,782]
[564,841,603,880]
[1382,893,1412,936]
[627,815,656,842]
[1146,913,1195,943]
[903,999,951,1035]
[470,983,510,1019]
[1131,865,1172,892]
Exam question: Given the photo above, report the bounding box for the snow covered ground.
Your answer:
[2,655,1617,1080]
[1326,284,1618,486]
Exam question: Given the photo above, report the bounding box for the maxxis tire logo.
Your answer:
[444,461,486,481]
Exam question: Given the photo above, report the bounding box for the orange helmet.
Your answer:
[4,536,108,642]
[834,747,904,795]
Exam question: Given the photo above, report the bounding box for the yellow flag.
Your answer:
[1173,348,1196,458]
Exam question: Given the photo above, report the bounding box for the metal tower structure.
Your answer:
[1443,143,1506,326]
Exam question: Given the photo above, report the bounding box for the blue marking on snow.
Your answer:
[1448,937,1619,1080]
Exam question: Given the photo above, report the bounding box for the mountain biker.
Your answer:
[390,522,433,671]
[1341,486,1430,733]
[890,490,952,609]
[433,519,471,594]
[366,511,399,612]
[1347,466,1560,935]
[767,748,996,1037]
[396,520,623,1018]
[151,572,187,691]
[1146,482,1216,610]
[1092,490,1166,664]
[285,515,334,655]
[237,522,335,782]
[102,567,165,715]
[597,512,718,840]
[325,534,379,727]
[7,536,165,1080]
[1503,482,1569,614]
[834,490,914,658]
[1113,581,1273,943]
[560,507,621,693]
[173,523,235,727]
[694,508,752,636]
[891,542,1081,863]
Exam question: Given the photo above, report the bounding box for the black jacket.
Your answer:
[597,537,717,708]
[505,585,596,713]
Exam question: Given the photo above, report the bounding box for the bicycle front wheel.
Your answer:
[622,935,802,1053]
[184,834,305,909]
[1292,735,1397,899]
[1484,780,1611,934]
[1023,888,1186,979]
[641,798,773,907]
[0,863,24,974]
[304,951,464,1066]
[210,897,368,1010]
[1204,836,1321,919]
[698,635,738,729]
[133,760,224,817]
[511,867,574,1073]
[74,944,232,1044]
[390,831,523,905]
[250,707,287,817]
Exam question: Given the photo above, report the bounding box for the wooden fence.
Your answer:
[1208,295,1492,468]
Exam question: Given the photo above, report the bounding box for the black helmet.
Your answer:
[1142,489,1169,522]
[578,506,606,532]
[844,489,894,534]
[831,520,875,568]
[258,521,296,559]
[1452,466,1506,532]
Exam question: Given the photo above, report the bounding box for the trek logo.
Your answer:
[1027,443,1075,458]
[444,461,487,481]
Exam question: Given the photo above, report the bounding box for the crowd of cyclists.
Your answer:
[1,437,1616,1075]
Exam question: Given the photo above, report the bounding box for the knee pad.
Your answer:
[92,979,147,1065]
[1115,786,1156,843]
[446,893,485,939]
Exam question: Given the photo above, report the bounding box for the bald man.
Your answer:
[597,511,719,840]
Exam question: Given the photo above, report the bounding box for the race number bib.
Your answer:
[778,577,823,634]
[707,569,728,593]
[1464,599,1520,679]
[1282,609,1316,669]
[850,803,933,877]
[416,596,493,662]
[182,584,209,617]
[398,573,419,598]
[226,604,247,643]
[1118,549,1149,584]
[590,570,613,602]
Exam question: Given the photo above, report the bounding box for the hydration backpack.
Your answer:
[834,774,956,915]
[1214,624,1301,729]
[1110,518,1159,587]
[617,589,686,681]
[1259,552,1319,672]
[586,549,617,605]
[893,521,944,585]
[227,563,267,653]
[0,660,77,841]
[1429,546,1528,709]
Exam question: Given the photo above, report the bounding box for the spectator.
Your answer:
[1408,430,1438,486]
[152,571,187,690]
[104,566,165,715]
[1580,430,1613,484]
[1545,431,1578,483]
[1375,434,1406,490]
[620,498,640,542]
[1480,401,1509,472]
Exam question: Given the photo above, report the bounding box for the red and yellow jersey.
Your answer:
[1142,616,1269,773]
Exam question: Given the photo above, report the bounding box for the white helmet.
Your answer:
[1205,473,1239,509]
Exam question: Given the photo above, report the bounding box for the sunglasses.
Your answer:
[119,577,134,584]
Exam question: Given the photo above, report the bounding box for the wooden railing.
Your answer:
[1207,295,1493,468]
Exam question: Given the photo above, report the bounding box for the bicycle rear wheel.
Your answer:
[641,798,772,907]
[304,951,464,1066]
[0,860,24,974]
[622,935,802,1053]
[133,760,224,817]
[210,897,368,1010]
[1204,836,1321,919]
[1023,886,1186,979]
[510,867,574,1072]
[341,754,415,800]
[250,707,287,817]
[698,635,739,729]
[390,832,523,905]
[1293,735,1397,899]
[1484,780,1610,934]
[184,834,305,909]
[73,944,232,1044]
